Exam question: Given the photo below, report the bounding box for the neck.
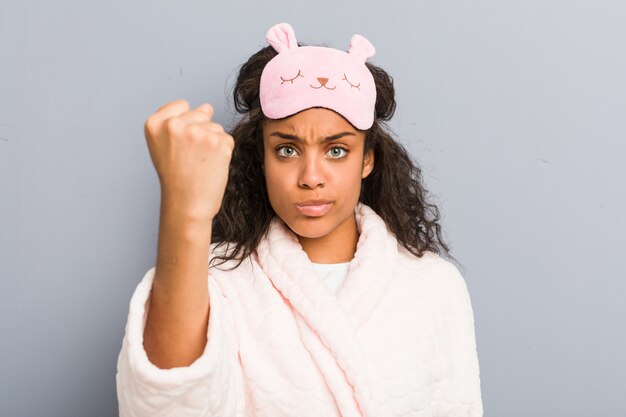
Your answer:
[296,213,360,263]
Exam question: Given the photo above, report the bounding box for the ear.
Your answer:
[361,148,375,179]
[265,22,298,53]
[348,34,376,63]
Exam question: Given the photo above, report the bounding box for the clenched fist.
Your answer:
[144,99,234,221]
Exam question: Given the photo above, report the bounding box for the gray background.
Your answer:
[1,0,625,416]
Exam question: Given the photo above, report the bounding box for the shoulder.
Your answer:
[396,246,470,298]
[395,248,477,333]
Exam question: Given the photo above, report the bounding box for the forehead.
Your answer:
[262,107,358,134]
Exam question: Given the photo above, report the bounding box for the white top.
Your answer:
[311,262,350,293]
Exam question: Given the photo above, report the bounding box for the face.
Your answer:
[262,107,374,240]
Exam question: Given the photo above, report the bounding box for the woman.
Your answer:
[116,22,483,417]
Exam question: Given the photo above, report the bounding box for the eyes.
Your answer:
[280,69,304,85]
[279,70,360,89]
[341,73,360,90]
[275,145,349,160]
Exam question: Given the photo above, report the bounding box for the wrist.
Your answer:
[159,192,217,224]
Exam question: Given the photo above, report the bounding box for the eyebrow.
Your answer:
[268,131,356,143]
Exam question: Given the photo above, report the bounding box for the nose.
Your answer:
[317,77,328,86]
[298,155,326,189]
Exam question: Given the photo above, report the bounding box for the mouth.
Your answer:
[295,200,333,217]
[309,84,336,90]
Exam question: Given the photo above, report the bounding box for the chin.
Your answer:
[283,214,333,239]
[272,199,356,239]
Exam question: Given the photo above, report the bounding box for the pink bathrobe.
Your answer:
[116,203,483,416]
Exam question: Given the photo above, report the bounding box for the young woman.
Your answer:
[116,23,483,417]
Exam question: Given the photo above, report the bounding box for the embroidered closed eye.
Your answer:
[280,70,304,85]
[342,73,360,90]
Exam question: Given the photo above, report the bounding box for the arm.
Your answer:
[143,202,213,369]
[136,97,234,369]
[431,261,484,417]
[115,262,245,417]
[115,99,243,416]
[449,268,483,417]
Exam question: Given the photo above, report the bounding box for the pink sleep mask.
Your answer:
[259,23,377,130]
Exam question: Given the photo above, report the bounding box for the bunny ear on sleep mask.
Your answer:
[258,22,377,130]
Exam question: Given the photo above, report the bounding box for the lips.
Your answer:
[295,200,333,217]
[297,199,332,206]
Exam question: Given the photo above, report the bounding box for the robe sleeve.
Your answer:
[434,262,484,417]
[115,267,245,417]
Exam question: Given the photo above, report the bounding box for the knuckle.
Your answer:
[192,108,209,118]
[165,117,182,133]
[144,115,159,133]
[174,98,190,109]
[222,134,235,153]
[187,123,207,140]
[207,133,221,148]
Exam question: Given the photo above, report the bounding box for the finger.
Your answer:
[176,109,217,125]
[195,103,214,119]
[188,120,226,135]
[206,121,225,133]
[153,98,191,121]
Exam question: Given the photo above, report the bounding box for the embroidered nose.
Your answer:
[317,77,329,86]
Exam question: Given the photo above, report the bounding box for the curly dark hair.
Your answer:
[211,43,457,270]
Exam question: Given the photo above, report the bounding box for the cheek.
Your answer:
[343,159,366,184]
[264,160,291,197]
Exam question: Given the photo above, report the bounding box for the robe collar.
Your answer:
[254,202,399,416]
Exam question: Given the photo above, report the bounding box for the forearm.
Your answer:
[143,200,213,369]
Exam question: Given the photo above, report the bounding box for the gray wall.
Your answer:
[1,1,624,416]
